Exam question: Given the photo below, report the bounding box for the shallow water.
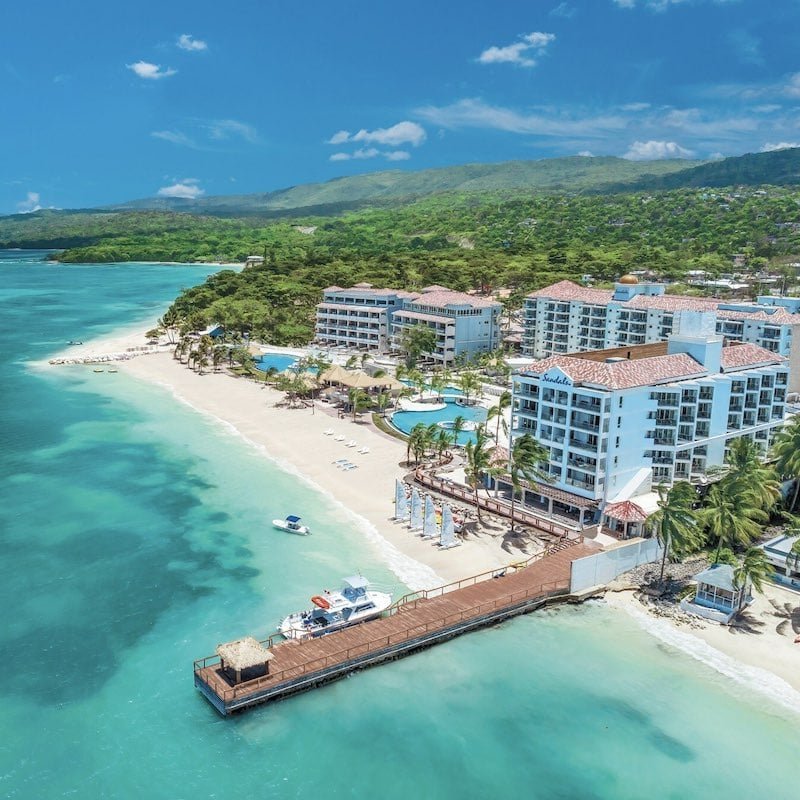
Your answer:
[1,251,798,799]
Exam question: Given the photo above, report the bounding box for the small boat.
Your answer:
[272,514,311,536]
[67,340,83,345]
[107,368,118,374]
[278,576,393,640]
[93,368,104,373]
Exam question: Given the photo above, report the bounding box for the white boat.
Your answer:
[278,576,393,639]
[272,515,311,536]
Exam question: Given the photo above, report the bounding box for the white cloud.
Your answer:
[623,140,694,160]
[761,142,800,152]
[550,3,576,18]
[620,102,650,111]
[353,147,380,159]
[327,130,351,145]
[151,130,195,147]
[177,34,207,52]
[386,150,411,161]
[415,98,626,138]
[708,152,725,160]
[478,32,555,68]
[577,150,595,157]
[614,0,739,8]
[127,61,177,80]
[157,179,204,199]
[349,121,426,147]
[17,191,41,213]
[329,152,350,161]
[204,119,258,143]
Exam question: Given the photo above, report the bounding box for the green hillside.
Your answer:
[108,156,702,216]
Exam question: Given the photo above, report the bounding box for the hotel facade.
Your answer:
[314,284,502,365]
[509,312,788,534]
[522,278,800,390]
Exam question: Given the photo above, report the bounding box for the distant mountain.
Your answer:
[105,156,703,216]
[604,147,800,192]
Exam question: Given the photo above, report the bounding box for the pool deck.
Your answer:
[194,541,595,716]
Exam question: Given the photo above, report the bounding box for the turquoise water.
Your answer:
[391,399,488,446]
[1,250,799,799]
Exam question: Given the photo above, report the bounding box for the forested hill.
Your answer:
[604,147,800,192]
[107,156,701,216]
[102,148,800,216]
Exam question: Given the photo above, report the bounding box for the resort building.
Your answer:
[760,533,800,592]
[314,284,415,351]
[522,277,800,390]
[390,287,502,366]
[314,284,502,365]
[509,312,788,534]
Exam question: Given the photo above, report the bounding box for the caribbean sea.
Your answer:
[0,250,797,799]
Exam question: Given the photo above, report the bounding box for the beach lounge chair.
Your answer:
[332,458,349,465]
[342,463,359,471]
[357,446,370,454]
[333,434,345,441]
[323,428,334,436]
[345,440,357,448]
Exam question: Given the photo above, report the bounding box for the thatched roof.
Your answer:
[320,366,404,391]
[216,636,274,670]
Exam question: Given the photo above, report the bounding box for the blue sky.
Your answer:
[3,0,800,213]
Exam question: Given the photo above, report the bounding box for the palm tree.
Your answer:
[407,423,430,465]
[347,387,370,422]
[450,415,466,449]
[376,391,391,419]
[723,437,780,513]
[429,371,446,400]
[486,390,512,443]
[465,425,500,523]
[435,428,451,464]
[508,434,550,533]
[702,481,768,562]
[772,415,800,510]
[646,482,699,585]
[734,547,774,595]
[458,370,482,403]
[788,537,800,574]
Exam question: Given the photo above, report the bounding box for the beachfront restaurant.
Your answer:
[680,563,752,624]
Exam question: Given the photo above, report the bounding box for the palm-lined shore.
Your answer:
[44,323,800,707]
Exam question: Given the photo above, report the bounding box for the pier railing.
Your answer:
[194,577,569,703]
[412,469,581,541]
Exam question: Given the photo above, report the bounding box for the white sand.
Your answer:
[605,586,800,701]
[118,352,517,588]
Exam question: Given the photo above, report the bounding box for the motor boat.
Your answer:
[272,515,311,535]
[278,576,393,639]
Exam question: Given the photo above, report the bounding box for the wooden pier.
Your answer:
[194,542,595,716]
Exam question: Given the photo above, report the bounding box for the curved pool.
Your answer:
[255,353,298,372]
[390,399,488,446]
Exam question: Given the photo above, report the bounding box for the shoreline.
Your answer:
[45,330,800,712]
[604,585,800,704]
[116,352,519,588]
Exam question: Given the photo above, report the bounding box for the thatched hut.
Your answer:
[216,636,274,685]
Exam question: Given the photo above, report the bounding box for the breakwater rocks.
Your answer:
[49,344,169,366]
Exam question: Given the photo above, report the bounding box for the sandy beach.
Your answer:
[45,326,800,707]
[605,585,800,699]
[115,351,521,588]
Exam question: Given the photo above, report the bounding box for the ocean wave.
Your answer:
[618,602,800,717]
[149,377,443,593]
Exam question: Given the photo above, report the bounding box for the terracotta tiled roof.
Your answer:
[409,291,500,310]
[527,280,614,304]
[719,343,785,371]
[716,307,799,324]
[323,285,404,298]
[516,352,707,389]
[604,500,648,523]
[626,295,719,312]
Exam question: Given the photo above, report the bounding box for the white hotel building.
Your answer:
[523,277,800,390]
[510,313,788,535]
[315,284,502,365]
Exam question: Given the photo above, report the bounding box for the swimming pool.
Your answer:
[390,399,488,446]
[255,353,298,372]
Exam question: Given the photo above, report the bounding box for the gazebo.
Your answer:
[602,500,648,539]
[216,636,275,685]
[679,563,752,624]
